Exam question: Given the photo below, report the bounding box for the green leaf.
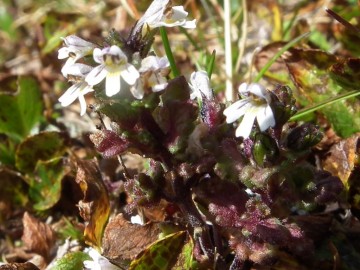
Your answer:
[284,48,360,137]
[0,138,16,166]
[15,131,67,173]
[0,76,43,140]
[30,157,68,211]
[0,5,18,40]
[129,231,186,270]
[172,238,196,270]
[0,168,28,222]
[51,251,91,270]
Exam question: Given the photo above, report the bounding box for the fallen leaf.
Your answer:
[50,251,91,270]
[15,131,68,174]
[21,212,56,261]
[102,214,161,268]
[30,157,69,211]
[75,159,110,249]
[322,134,360,189]
[0,262,40,270]
[129,231,187,270]
[0,168,28,222]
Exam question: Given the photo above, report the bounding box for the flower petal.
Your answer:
[235,107,258,138]
[248,83,267,99]
[58,47,70,59]
[139,55,159,72]
[152,82,168,92]
[58,83,81,106]
[190,70,212,100]
[130,81,144,99]
[86,65,107,86]
[170,6,188,21]
[256,105,275,131]
[109,45,127,59]
[61,57,77,77]
[181,19,197,29]
[238,82,249,95]
[93,48,104,64]
[121,64,140,85]
[134,0,169,33]
[78,95,87,116]
[223,99,251,123]
[63,35,95,48]
[105,71,121,96]
[66,63,93,77]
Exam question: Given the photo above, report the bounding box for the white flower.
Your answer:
[85,45,140,97]
[189,70,213,101]
[58,64,94,116]
[131,55,170,99]
[223,83,275,138]
[83,248,120,270]
[134,0,196,35]
[130,214,145,225]
[58,35,96,77]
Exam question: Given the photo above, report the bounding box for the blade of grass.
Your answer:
[254,31,311,83]
[160,27,180,78]
[290,90,360,121]
[206,50,216,79]
[179,27,200,50]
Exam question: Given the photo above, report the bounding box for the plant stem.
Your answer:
[160,27,180,78]
[224,0,234,101]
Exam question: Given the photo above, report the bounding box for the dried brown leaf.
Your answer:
[322,134,360,189]
[75,159,110,249]
[102,214,161,268]
[0,262,39,270]
[21,212,55,261]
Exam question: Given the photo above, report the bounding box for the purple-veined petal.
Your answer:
[62,35,95,48]
[134,0,169,33]
[139,55,159,72]
[238,82,249,95]
[235,107,258,138]
[66,63,93,77]
[130,81,145,99]
[248,83,267,99]
[158,56,170,69]
[58,83,81,106]
[108,45,127,59]
[223,99,251,123]
[86,65,107,86]
[93,48,105,64]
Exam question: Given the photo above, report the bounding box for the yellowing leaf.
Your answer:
[75,159,110,249]
[322,134,359,190]
[129,231,186,270]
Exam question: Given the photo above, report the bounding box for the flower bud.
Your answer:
[270,85,297,127]
[286,123,323,151]
[252,133,279,167]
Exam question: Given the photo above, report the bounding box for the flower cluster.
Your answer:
[57,0,195,115]
[56,1,345,269]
